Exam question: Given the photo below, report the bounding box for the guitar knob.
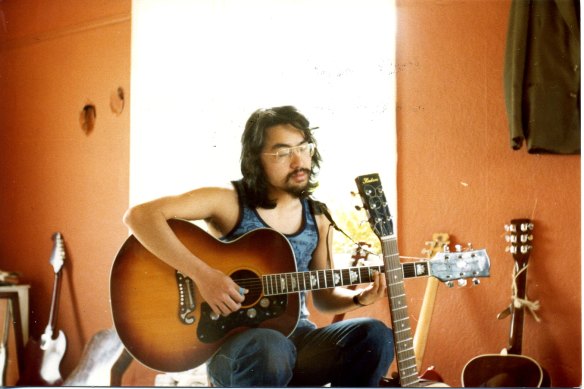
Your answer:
[445,281,454,288]
[457,279,467,287]
[472,278,481,286]
[210,311,220,321]
[455,244,462,252]
[246,308,257,319]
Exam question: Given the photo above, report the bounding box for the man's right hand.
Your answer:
[195,265,247,316]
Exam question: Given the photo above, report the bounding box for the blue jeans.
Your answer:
[207,317,394,387]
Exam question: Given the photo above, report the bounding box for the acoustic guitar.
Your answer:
[18,232,67,386]
[461,219,550,387]
[110,218,489,373]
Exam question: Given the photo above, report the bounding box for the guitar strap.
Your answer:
[308,198,374,268]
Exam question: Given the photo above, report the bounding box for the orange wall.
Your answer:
[0,0,580,387]
[0,0,132,384]
[395,0,580,387]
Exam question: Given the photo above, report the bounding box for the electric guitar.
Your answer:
[461,219,550,387]
[110,219,489,372]
[18,232,67,386]
[355,173,449,387]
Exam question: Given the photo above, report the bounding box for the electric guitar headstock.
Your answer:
[354,173,393,239]
[49,232,66,275]
[504,218,534,268]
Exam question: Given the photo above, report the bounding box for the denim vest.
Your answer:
[221,182,319,326]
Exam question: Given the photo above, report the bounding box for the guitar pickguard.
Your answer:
[197,295,288,343]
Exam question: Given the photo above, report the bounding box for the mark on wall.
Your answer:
[80,103,96,135]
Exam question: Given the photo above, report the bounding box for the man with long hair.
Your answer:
[124,106,394,386]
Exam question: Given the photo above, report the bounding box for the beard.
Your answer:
[284,168,311,198]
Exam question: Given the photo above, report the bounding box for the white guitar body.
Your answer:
[40,327,67,384]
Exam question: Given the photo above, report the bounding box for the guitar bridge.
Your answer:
[176,271,196,325]
[197,295,288,343]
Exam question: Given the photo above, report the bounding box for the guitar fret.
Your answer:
[401,263,416,278]
[325,270,333,287]
[283,274,288,292]
[318,270,326,289]
[333,269,342,286]
[305,272,312,290]
[275,275,281,294]
[266,275,272,295]
[341,269,350,285]
[284,274,296,292]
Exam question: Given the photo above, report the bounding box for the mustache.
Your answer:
[286,168,311,182]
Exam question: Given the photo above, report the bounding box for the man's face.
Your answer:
[260,124,313,197]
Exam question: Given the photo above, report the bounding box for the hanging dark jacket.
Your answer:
[504,0,580,154]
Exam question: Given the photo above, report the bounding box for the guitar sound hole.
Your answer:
[231,269,261,306]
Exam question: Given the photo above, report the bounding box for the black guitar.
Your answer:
[354,173,420,387]
[461,219,550,387]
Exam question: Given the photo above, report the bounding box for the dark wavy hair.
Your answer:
[239,106,321,209]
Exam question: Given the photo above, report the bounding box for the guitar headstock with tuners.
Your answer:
[49,232,66,275]
[428,248,490,283]
[500,218,536,355]
[354,173,393,238]
[504,218,534,267]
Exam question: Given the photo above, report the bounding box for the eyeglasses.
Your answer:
[262,143,316,163]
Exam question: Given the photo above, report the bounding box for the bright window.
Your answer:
[131,0,397,256]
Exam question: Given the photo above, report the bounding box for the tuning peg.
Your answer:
[505,224,517,232]
[457,279,467,287]
[472,278,481,286]
[520,222,534,232]
[520,245,532,254]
